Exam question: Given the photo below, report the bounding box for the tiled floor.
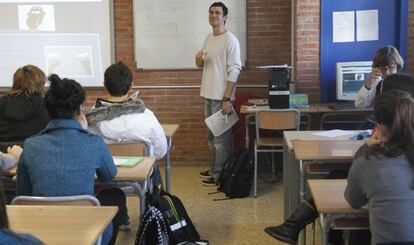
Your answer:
[116,166,322,245]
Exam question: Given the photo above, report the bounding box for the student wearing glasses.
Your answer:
[354,45,404,108]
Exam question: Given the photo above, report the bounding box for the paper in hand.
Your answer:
[205,105,239,137]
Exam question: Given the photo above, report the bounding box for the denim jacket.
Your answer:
[16,119,116,196]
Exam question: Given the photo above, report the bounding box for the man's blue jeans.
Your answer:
[205,99,233,180]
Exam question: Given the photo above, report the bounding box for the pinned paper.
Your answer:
[356,9,378,41]
[333,11,355,43]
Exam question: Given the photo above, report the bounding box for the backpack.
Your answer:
[135,205,170,245]
[136,186,202,245]
[215,148,253,199]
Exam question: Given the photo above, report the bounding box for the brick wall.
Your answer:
[293,0,320,103]
[83,0,292,166]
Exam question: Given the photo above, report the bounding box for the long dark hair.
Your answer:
[368,90,414,166]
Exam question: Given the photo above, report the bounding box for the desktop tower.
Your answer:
[268,67,290,109]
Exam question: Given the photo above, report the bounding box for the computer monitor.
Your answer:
[336,61,373,101]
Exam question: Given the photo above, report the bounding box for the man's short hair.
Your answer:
[104,61,133,96]
[209,2,228,16]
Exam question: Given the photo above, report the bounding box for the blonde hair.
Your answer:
[11,65,46,96]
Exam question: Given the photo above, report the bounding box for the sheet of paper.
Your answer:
[333,11,355,43]
[356,9,378,41]
[205,106,239,137]
[113,158,128,166]
[312,129,355,138]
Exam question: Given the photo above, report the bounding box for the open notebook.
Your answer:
[113,156,144,167]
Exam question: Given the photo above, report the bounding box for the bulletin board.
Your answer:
[320,0,408,102]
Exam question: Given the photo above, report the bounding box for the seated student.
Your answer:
[346,89,414,243]
[86,61,167,159]
[0,145,22,171]
[86,61,167,194]
[0,181,43,245]
[0,65,49,145]
[16,74,128,245]
[355,45,403,108]
[265,73,414,244]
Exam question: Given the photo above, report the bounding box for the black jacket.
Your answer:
[0,94,49,143]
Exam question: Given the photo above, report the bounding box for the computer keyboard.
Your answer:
[328,103,357,110]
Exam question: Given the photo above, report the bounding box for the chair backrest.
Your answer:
[11,195,101,206]
[107,141,149,157]
[255,109,300,131]
[11,195,104,245]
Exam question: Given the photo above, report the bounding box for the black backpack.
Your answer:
[135,205,170,245]
[136,186,202,245]
[215,148,253,199]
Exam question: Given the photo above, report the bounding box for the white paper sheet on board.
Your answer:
[333,11,355,43]
[356,9,378,41]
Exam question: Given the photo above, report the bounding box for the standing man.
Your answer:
[195,2,242,187]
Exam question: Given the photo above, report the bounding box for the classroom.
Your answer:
[0,0,414,244]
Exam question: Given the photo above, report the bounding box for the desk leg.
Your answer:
[128,179,148,218]
[245,114,254,149]
[166,137,172,193]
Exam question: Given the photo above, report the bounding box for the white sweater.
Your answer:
[200,31,242,101]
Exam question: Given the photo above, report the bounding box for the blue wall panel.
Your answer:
[320,0,408,102]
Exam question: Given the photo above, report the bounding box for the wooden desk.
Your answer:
[114,156,156,217]
[308,179,368,245]
[283,131,365,219]
[8,157,156,218]
[292,140,363,205]
[293,139,363,245]
[161,124,179,193]
[8,205,117,245]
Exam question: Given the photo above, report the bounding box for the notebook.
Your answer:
[113,156,144,167]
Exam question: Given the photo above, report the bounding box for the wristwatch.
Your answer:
[222,96,231,102]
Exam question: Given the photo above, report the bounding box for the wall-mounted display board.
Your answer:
[133,0,246,69]
[0,0,114,87]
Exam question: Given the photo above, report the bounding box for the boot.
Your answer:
[264,200,319,244]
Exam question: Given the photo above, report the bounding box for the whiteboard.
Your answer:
[133,0,246,69]
[0,0,113,87]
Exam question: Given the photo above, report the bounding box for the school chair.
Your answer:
[11,195,103,245]
[107,141,149,157]
[253,109,300,197]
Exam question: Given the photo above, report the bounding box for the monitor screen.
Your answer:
[336,61,373,101]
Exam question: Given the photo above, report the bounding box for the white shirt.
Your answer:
[200,31,242,100]
[89,108,167,160]
[354,76,382,108]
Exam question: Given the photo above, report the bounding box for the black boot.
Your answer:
[264,200,319,244]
